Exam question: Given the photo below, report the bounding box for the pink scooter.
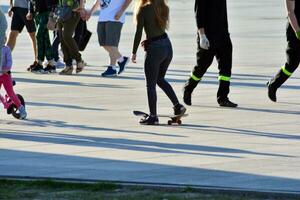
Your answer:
[0,81,25,119]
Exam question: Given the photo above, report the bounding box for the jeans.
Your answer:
[144,37,179,115]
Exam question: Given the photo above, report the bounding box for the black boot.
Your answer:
[267,70,290,102]
[183,78,199,106]
[217,80,237,107]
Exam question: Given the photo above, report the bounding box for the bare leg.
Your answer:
[28,32,37,61]
[7,30,19,51]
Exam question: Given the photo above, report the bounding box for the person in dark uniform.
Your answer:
[183,0,238,107]
[267,0,300,102]
[29,0,57,73]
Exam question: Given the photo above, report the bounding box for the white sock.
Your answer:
[118,56,124,63]
[111,65,117,70]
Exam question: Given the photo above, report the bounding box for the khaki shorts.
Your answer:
[97,21,123,47]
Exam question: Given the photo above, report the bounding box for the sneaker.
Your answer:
[55,60,65,69]
[267,81,277,102]
[44,64,57,73]
[117,56,129,74]
[59,66,73,75]
[183,89,192,106]
[218,99,238,108]
[139,115,159,125]
[101,66,117,77]
[173,104,187,116]
[76,60,85,74]
[18,105,27,120]
[28,62,45,74]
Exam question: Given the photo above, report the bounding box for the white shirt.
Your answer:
[98,0,126,24]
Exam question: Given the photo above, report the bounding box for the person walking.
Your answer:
[58,0,86,75]
[183,0,238,107]
[30,0,57,73]
[1,37,27,119]
[267,0,300,102]
[7,0,40,72]
[131,0,186,125]
[88,0,132,77]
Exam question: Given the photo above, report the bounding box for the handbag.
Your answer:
[47,12,57,31]
[74,20,92,51]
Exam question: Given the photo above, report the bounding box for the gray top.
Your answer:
[13,0,29,9]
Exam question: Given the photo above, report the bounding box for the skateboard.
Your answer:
[133,110,188,125]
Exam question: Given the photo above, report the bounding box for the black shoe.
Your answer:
[139,115,159,125]
[28,62,45,74]
[44,64,57,73]
[173,104,186,116]
[183,89,192,106]
[267,81,277,102]
[218,99,238,108]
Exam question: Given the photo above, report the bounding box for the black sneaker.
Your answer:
[27,61,38,71]
[218,99,238,108]
[267,81,277,102]
[139,115,159,125]
[44,64,57,73]
[28,62,45,74]
[118,56,129,74]
[173,104,187,116]
[183,89,192,106]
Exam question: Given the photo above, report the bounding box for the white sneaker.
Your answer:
[55,60,65,68]
[18,105,27,120]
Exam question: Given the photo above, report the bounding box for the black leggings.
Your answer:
[144,37,179,116]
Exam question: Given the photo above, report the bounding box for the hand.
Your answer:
[296,31,300,40]
[26,12,33,20]
[85,10,92,21]
[199,33,210,50]
[131,54,137,63]
[8,7,13,17]
[114,10,123,21]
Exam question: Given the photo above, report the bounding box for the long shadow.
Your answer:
[194,105,300,116]
[0,119,184,138]
[0,149,299,193]
[0,128,292,158]
[26,102,107,112]
[177,123,300,141]
[14,77,130,89]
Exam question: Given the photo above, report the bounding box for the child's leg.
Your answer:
[2,74,22,108]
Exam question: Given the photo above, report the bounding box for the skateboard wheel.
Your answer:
[168,120,172,125]
[177,120,182,125]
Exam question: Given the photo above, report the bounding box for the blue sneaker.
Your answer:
[101,66,117,77]
[117,56,129,74]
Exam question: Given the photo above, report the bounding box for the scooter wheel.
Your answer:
[11,94,25,119]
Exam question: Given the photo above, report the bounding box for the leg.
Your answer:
[7,30,19,51]
[215,37,233,103]
[183,34,215,105]
[156,40,179,106]
[144,47,163,116]
[2,74,21,108]
[268,40,300,102]
[34,13,45,62]
[61,12,81,63]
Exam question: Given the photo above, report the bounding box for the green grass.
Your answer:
[0,179,297,200]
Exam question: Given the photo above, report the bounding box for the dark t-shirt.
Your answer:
[195,0,229,41]
[132,4,166,54]
[32,0,58,13]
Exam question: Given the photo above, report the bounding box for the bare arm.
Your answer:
[115,0,132,20]
[286,0,300,33]
[90,0,100,14]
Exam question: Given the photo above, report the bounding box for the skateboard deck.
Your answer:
[133,110,188,125]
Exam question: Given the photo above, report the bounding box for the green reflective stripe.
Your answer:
[191,74,201,81]
[218,75,230,82]
[281,66,292,76]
